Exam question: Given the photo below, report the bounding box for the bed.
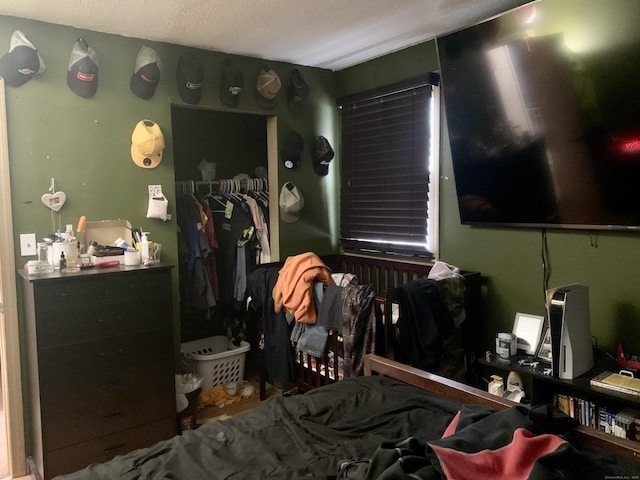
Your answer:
[55,354,640,480]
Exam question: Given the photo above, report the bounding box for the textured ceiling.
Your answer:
[0,0,530,71]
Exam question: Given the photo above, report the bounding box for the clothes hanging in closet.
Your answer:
[176,180,270,344]
[176,193,219,322]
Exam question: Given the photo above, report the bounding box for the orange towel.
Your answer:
[272,252,334,324]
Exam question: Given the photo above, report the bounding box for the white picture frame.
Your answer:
[512,312,545,355]
[536,326,553,363]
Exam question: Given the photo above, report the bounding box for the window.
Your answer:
[338,74,440,259]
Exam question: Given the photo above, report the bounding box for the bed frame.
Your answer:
[364,353,640,462]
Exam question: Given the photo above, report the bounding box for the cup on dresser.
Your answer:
[152,243,162,263]
[496,332,516,364]
[124,248,141,266]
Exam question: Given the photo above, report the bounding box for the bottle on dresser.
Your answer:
[63,224,80,272]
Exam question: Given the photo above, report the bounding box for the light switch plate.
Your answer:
[20,233,37,256]
[148,185,163,198]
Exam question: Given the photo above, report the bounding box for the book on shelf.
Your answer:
[590,371,640,396]
[554,393,597,429]
[554,392,640,441]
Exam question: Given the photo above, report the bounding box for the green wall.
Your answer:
[337,41,640,355]
[4,4,640,392]
[1,14,341,344]
[1,15,340,266]
[1,15,343,448]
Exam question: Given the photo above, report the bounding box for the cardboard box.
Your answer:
[83,220,133,249]
[90,255,125,265]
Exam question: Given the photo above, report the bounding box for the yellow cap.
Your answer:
[131,120,164,169]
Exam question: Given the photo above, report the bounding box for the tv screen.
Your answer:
[437,0,640,231]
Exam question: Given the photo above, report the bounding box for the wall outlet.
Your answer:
[148,185,163,198]
[20,233,37,256]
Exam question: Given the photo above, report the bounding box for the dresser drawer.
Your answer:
[40,333,173,416]
[39,331,174,450]
[35,293,171,347]
[45,417,175,479]
[34,268,171,308]
[43,379,174,451]
[39,329,172,392]
[42,364,172,419]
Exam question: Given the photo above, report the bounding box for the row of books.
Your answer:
[554,393,640,441]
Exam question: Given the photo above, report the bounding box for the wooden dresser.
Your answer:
[19,265,176,479]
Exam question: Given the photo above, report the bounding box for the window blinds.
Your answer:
[339,75,437,257]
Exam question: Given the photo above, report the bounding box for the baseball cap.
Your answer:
[256,65,281,110]
[131,120,165,169]
[0,30,45,87]
[279,182,305,223]
[220,57,244,108]
[130,45,161,100]
[288,68,310,116]
[281,130,304,170]
[67,38,99,97]
[313,136,334,176]
[176,51,203,104]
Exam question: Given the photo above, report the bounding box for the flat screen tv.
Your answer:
[437,0,640,231]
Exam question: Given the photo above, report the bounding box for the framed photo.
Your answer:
[536,327,552,363]
[512,312,544,355]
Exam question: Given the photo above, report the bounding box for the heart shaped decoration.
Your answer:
[41,191,67,212]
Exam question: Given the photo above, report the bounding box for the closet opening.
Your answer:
[171,106,279,378]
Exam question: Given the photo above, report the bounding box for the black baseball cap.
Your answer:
[288,68,310,116]
[176,51,203,104]
[0,30,45,87]
[282,131,304,170]
[130,46,161,100]
[313,136,334,176]
[67,38,99,97]
[219,58,244,108]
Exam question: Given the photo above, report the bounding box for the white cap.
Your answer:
[279,182,304,223]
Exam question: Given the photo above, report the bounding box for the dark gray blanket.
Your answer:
[55,376,460,479]
[55,375,639,479]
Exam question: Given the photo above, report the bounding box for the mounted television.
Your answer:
[437,0,640,231]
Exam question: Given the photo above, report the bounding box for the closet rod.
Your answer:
[175,177,268,193]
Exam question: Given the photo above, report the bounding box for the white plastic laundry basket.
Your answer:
[181,336,250,391]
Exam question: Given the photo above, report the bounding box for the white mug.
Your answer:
[124,248,141,266]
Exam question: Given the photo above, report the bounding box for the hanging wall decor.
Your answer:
[41,178,66,212]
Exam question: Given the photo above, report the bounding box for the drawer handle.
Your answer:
[101,379,124,388]
[103,411,126,421]
[60,290,86,297]
[103,443,126,456]
[100,348,124,357]
[98,314,122,323]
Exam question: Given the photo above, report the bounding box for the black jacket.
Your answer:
[394,278,453,371]
[247,265,296,383]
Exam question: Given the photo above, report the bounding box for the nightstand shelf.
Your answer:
[479,352,640,442]
[480,353,640,404]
